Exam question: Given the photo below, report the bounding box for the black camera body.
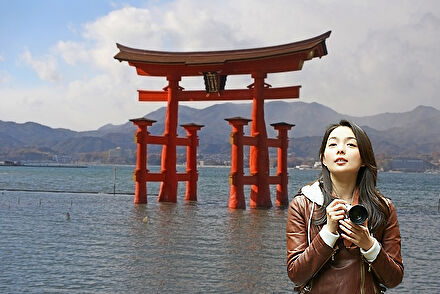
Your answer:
[347,204,368,225]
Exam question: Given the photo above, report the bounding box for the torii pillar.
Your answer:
[249,72,272,208]
[226,117,251,209]
[271,122,295,207]
[182,123,204,201]
[130,118,156,204]
[158,76,181,203]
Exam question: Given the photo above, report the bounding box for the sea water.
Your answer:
[0,165,438,293]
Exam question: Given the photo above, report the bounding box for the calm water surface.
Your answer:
[0,165,438,293]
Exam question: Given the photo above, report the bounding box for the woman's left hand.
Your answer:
[339,219,374,251]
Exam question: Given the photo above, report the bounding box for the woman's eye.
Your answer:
[328,143,337,147]
[347,143,357,147]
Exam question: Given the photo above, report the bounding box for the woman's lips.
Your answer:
[335,157,348,164]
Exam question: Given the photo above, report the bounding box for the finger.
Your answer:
[329,199,349,207]
[335,203,348,212]
[340,219,364,232]
[340,221,370,245]
[327,204,347,215]
[338,223,353,235]
[328,211,346,221]
[329,208,346,215]
[339,219,354,229]
[327,205,346,214]
[362,219,369,229]
[339,222,361,238]
[341,233,358,245]
[332,214,346,221]
[341,219,368,233]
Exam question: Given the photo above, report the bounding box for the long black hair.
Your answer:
[313,120,389,233]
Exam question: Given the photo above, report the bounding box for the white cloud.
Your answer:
[20,49,63,83]
[298,7,440,116]
[4,0,440,131]
[0,70,11,85]
[55,41,89,65]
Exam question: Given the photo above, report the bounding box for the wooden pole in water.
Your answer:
[113,167,116,195]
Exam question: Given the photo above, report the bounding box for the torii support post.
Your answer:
[182,123,204,201]
[249,73,272,208]
[158,76,181,203]
[225,117,251,209]
[271,122,295,207]
[130,118,156,204]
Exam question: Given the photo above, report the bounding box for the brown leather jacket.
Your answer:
[287,183,403,293]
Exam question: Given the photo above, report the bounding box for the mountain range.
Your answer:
[1,101,439,164]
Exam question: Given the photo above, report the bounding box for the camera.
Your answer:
[346,204,368,225]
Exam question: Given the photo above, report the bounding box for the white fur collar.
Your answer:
[301,181,324,205]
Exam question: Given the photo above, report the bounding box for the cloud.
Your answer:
[20,49,63,83]
[4,0,440,131]
[55,41,89,65]
[0,70,11,85]
[298,8,440,116]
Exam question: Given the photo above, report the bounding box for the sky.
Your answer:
[1,0,439,131]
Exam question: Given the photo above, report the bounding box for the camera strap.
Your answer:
[343,189,360,248]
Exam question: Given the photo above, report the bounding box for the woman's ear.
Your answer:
[321,156,327,167]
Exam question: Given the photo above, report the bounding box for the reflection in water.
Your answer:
[223,209,286,293]
[122,198,289,293]
[226,210,261,292]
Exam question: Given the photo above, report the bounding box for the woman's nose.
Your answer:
[337,144,345,154]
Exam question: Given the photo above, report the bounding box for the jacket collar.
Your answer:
[301,181,324,206]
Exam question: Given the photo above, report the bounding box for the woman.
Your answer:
[286,120,403,293]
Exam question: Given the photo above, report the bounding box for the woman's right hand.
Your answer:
[323,199,348,233]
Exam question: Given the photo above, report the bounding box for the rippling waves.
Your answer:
[0,166,438,293]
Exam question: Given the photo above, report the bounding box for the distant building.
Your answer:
[313,161,322,169]
[389,158,437,172]
[107,147,134,163]
[0,160,21,166]
[108,147,123,159]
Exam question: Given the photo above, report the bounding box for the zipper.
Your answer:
[360,256,365,294]
[368,262,381,294]
[361,257,380,294]
[301,248,338,291]
[315,248,337,275]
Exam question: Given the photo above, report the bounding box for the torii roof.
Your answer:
[114,31,331,76]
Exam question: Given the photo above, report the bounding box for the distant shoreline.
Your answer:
[0,162,87,168]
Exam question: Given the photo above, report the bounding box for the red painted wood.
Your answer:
[130,118,155,204]
[225,118,250,209]
[272,123,295,207]
[138,86,300,102]
[158,76,180,203]
[182,124,204,201]
[249,72,272,208]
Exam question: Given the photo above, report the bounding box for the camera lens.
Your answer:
[348,204,368,225]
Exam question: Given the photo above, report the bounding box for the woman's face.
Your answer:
[322,126,363,177]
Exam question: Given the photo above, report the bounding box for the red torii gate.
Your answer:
[114,31,330,208]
